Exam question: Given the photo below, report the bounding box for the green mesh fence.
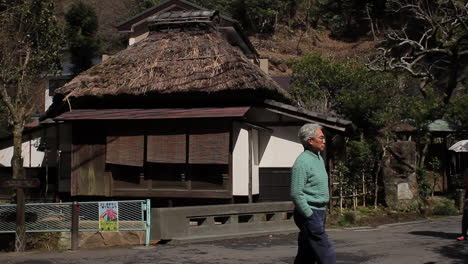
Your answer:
[0,200,150,234]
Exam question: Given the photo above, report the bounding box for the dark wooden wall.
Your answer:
[71,121,109,196]
[258,168,291,202]
[69,119,233,199]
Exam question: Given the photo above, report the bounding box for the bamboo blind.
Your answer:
[106,135,144,166]
[147,134,186,163]
[189,131,229,164]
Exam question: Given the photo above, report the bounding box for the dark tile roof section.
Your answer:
[117,0,236,31]
[271,76,291,91]
[428,119,457,133]
[263,99,352,132]
[115,0,257,57]
[53,107,251,121]
[147,10,217,25]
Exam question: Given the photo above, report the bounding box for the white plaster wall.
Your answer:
[0,140,14,166]
[245,107,299,123]
[0,131,45,168]
[232,124,249,196]
[44,82,53,112]
[258,126,303,168]
[251,129,259,195]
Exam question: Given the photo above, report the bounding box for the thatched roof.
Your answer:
[55,13,290,104]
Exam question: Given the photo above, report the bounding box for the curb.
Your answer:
[343,226,376,231]
[378,220,430,228]
[167,228,299,244]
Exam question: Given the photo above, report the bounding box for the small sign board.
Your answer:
[98,201,119,232]
[0,178,40,189]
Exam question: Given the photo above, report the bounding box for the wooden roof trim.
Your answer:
[263,99,352,132]
[52,107,251,121]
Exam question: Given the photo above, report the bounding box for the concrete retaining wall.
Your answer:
[151,202,297,242]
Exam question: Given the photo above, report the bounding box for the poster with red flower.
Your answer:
[99,202,119,231]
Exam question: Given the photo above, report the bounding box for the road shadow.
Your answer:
[409,231,459,240]
[433,243,468,264]
[409,231,468,263]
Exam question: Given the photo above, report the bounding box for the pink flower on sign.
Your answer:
[101,209,118,221]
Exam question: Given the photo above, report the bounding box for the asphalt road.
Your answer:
[1,216,467,264]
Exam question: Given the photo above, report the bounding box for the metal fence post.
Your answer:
[71,201,79,250]
[145,199,151,246]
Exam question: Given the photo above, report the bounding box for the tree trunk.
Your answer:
[444,53,459,105]
[12,123,24,180]
[374,147,385,209]
[418,142,429,168]
[15,188,26,252]
[12,122,26,252]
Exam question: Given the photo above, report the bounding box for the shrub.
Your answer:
[416,168,432,198]
[432,199,458,216]
[343,210,360,224]
[0,232,61,252]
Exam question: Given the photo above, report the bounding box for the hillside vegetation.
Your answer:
[55,0,380,72]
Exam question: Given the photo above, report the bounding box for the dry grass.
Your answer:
[251,28,380,76]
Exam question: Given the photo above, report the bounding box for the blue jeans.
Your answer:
[294,209,336,264]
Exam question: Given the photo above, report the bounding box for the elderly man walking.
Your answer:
[291,123,336,264]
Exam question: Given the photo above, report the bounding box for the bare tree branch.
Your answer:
[367,0,467,104]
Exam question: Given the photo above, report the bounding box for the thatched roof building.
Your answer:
[50,10,289,114]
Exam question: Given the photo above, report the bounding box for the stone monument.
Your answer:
[382,141,419,209]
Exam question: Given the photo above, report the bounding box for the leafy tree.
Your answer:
[446,94,468,137]
[65,1,100,74]
[309,0,387,40]
[0,0,63,251]
[231,0,292,34]
[290,54,400,137]
[406,86,445,160]
[195,0,295,34]
[291,54,403,207]
[366,0,466,175]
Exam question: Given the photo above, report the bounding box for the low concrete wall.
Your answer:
[56,231,146,250]
[152,202,296,242]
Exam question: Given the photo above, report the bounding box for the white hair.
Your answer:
[298,123,323,148]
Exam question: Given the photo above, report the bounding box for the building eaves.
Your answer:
[263,99,352,132]
[53,107,251,121]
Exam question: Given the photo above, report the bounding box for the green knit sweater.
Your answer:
[290,150,330,217]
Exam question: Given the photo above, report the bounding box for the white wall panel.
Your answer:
[258,126,303,168]
[232,124,249,196]
[0,131,45,168]
[251,129,259,195]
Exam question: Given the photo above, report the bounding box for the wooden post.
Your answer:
[353,186,357,210]
[71,201,79,251]
[248,129,253,203]
[339,179,343,212]
[328,157,334,211]
[362,172,366,207]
